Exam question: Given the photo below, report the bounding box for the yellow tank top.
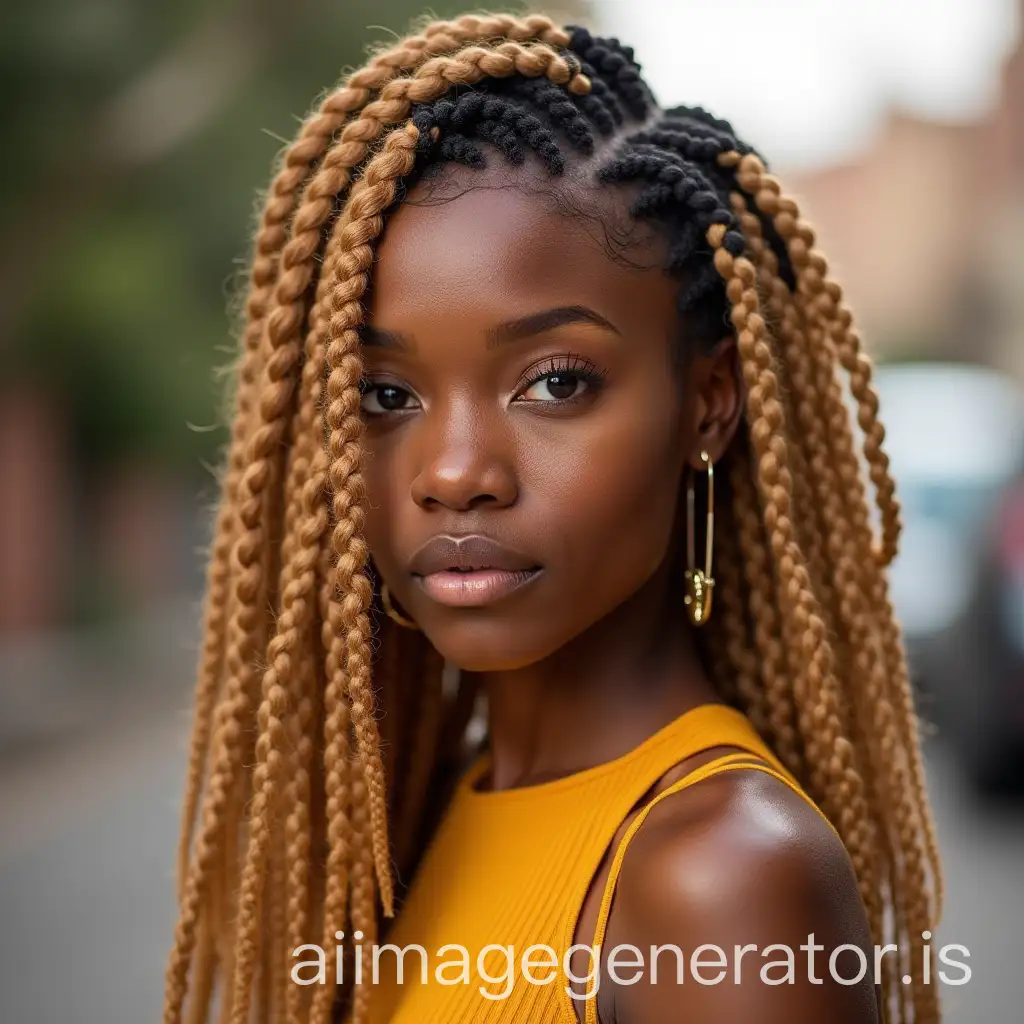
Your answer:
[366,703,831,1024]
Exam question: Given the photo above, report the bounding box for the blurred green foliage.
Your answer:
[2,0,538,471]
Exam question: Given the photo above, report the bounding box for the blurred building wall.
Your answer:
[0,386,70,631]
[788,113,981,354]
[785,3,1024,372]
[976,23,1024,381]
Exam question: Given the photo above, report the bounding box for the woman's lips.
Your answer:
[407,533,543,607]
[414,567,542,607]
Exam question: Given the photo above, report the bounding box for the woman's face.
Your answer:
[361,162,729,671]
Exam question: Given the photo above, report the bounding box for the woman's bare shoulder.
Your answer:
[603,766,880,1024]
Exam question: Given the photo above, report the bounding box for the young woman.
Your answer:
[165,12,944,1024]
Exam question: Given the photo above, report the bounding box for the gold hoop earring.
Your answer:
[380,582,420,630]
[684,450,715,627]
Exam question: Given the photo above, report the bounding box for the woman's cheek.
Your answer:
[361,459,401,572]
[541,429,683,602]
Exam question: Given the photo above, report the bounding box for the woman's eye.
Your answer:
[519,372,589,403]
[359,382,419,415]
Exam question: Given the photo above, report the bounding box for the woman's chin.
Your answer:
[424,622,559,674]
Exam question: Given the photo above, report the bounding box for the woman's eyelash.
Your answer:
[357,353,608,416]
[516,352,608,394]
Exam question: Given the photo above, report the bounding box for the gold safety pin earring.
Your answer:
[684,450,715,627]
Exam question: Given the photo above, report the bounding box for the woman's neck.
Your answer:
[466,555,720,791]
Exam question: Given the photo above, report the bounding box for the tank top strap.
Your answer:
[582,755,838,1024]
[455,703,780,810]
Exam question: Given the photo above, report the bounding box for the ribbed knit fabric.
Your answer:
[367,703,829,1024]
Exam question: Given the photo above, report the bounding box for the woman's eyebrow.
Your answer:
[361,325,411,351]
[360,305,621,353]
[486,305,621,349]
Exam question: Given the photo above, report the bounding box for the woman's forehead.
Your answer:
[367,161,672,334]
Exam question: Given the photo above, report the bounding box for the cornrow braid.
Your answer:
[409,90,579,174]
[170,15,942,1024]
[566,25,651,119]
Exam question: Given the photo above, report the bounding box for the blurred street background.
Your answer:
[2,0,1023,1021]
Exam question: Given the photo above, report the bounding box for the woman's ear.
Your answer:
[686,335,744,470]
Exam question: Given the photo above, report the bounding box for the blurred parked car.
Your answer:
[873,362,1024,793]
[931,463,1024,792]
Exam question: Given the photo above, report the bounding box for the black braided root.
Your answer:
[395,28,796,353]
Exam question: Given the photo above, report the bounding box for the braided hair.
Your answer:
[167,13,942,1024]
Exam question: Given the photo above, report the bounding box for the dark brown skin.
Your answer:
[361,156,879,1023]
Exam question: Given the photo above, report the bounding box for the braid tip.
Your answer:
[380,872,395,918]
[568,73,592,96]
[873,540,898,569]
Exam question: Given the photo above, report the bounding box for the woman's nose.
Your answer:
[409,406,518,512]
